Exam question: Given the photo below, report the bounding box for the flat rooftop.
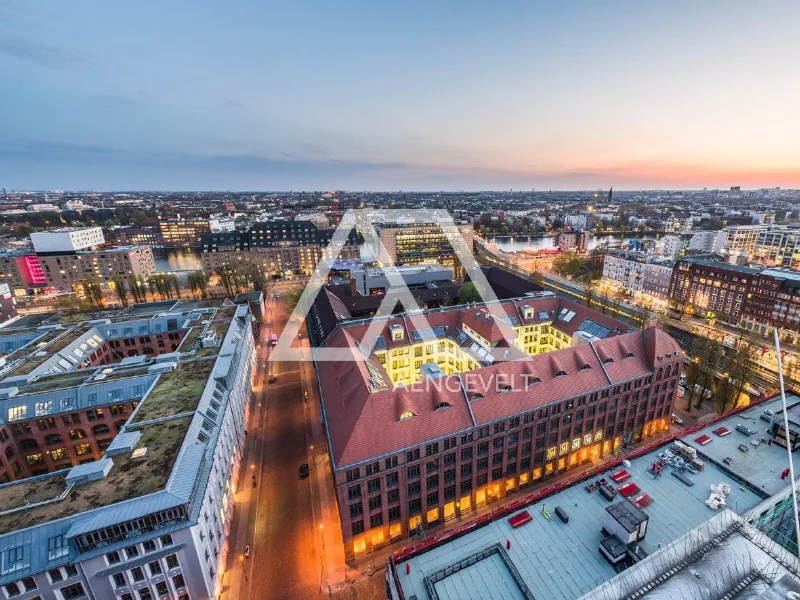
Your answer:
[685,394,800,497]
[395,444,765,600]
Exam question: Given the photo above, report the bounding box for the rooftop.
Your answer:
[131,359,215,423]
[392,395,800,600]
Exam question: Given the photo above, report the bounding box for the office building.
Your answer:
[30,228,105,254]
[724,224,770,255]
[158,219,214,248]
[687,230,727,254]
[752,228,800,269]
[115,227,161,247]
[316,296,681,560]
[0,301,255,600]
[350,264,453,296]
[374,222,474,273]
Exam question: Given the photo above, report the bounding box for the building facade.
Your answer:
[115,226,161,247]
[30,227,105,254]
[688,230,727,254]
[724,224,770,255]
[316,298,681,561]
[38,246,157,289]
[751,228,800,269]
[375,223,474,272]
[159,219,213,248]
[0,251,47,294]
[668,258,757,324]
[0,302,256,600]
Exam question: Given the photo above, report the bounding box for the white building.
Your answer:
[208,217,236,233]
[27,203,61,213]
[688,230,727,254]
[603,250,674,301]
[563,214,587,229]
[30,227,105,253]
[660,235,689,260]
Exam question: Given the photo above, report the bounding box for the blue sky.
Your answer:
[2,0,800,191]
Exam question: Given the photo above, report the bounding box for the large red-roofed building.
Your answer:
[316,294,682,560]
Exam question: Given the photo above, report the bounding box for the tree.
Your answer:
[552,251,581,278]
[81,278,104,308]
[55,295,93,314]
[457,281,482,304]
[130,276,148,304]
[685,336,724,412]
[716,341,758,414]
[112,276,129,308]
[583,276,595,310]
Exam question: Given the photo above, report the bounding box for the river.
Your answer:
[488,233,660,253]
[152,248,203,283]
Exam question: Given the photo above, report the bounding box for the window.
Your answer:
[384,456,398,469]
[388,506,401,523]
[48,535,69,560]
[368,496,382,511]
[408,482,420,496]
[49,447,68,461]
[148,561,162,575]
[48,569,63,583]
[460,447,472,460]
[351,520,364,536]
[406,465,420,479]
[138,589,152,600]
[367,478,380,493]
[165,554,179,569]
[3,546,26,575]
[60,583,86,600]
[426,474,439,489]
[405,449,420,462]
[113,573,127,588]
[125,545,139,559]
[143,540,156,553]
[75,443,92,456]
[4,582,20,597]
[386,472,398,486]
[349,503,363,517]
[444,452,456,465]
[131,567,144,582]
[347,485,361,500]
[172,574,185,589]
[370,514,383,528]
[155,582,168,596]
[388,489,399,504]
[107,551,121,565]
[346,468,360,482]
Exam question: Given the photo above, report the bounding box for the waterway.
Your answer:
[488,233,660,253]
[152,248,203,282]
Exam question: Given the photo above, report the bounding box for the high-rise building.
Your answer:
[0,301,255,600]
[374,222,474,273]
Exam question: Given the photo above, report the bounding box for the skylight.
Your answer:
[538,311,549,321]
[399,411,416,421]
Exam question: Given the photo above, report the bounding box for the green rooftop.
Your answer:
[131,359,215,423]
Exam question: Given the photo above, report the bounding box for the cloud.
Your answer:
[0,34,90,70]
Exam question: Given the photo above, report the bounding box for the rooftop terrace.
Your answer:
[131,359,215,423]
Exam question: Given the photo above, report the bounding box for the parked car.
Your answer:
[671,413,683,425]
[736,424,756,436]
[299,463,310,478]
[760,409,774,422]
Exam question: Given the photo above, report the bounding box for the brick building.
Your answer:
[316,297,681,560]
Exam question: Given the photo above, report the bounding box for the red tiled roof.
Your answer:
[462,307,516,343]
[318,299,676,468]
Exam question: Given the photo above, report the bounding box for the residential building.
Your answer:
[316,296,681,560]
[641,257,675,302]
[660,234,689,260]
[752,228,800,268]
[668,258,757,324]
[388,394,800,600]
[563,214,587,229]
[602,250,648,295]
[30,227,105,254]
[724,224,770,255]
[38,246,157,289]
[554,230,590,252]
[0,301,255,600]
[201,217,360,277]
[0,250,47,294]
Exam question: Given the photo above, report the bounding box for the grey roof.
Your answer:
[395,444,764,600]
[680,257,761,275]
[685,394,800,497]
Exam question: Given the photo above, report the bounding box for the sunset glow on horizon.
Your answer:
[2,0,799,190]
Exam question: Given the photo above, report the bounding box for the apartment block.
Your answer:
[38,246,157,289]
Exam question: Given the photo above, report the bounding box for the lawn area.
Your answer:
[131,359,215,423]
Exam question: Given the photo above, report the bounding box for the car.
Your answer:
[299,463,310,478]
[736,424,756,436]
[671,413,683,425]
[760,409,774,422]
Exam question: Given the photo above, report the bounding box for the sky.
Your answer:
[1,0,800,191]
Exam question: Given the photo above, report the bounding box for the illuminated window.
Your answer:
[546,446,557,460]
[583,434,592,446]
[559,442,569,455]
[594,430,603,442]
[571,438,580,451]
[399,411,415,421]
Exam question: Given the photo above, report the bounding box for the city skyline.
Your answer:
[2,0,800,190]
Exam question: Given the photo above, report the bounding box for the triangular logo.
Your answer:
[270,209,516,363]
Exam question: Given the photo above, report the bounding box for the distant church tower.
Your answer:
[608,187,613,202]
